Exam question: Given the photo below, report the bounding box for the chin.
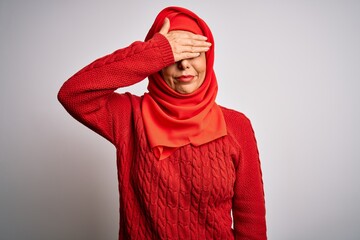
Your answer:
[177,88,196,94]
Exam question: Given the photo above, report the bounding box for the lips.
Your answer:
[176,75,194,82]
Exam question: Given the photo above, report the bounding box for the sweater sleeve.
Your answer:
[57,33,174,144]
[231,114,267,239]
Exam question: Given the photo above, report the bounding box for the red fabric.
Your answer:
[58,17,267,240]
[142,7,227,160]
[167,13,203,35]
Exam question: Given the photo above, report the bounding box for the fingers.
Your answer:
[171,31,208,42]
[172,37,211,62]
[178,52,202,60]
[159,23,212,62]
[174,45,210,54]
[173,46,209,62]
[159,17,170,35]
[173,37,211,59]
[190,34,208,41]
[169,32,211,50]
[176,37,212,48]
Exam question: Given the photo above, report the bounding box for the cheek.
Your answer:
[195,61,206,78]
[195,54,207,73]
[161,65,176,78]
[161,65,178,89]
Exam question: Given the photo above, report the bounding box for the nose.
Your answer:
[177,59,190,70]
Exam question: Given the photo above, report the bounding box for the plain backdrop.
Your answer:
[1,0,359,239]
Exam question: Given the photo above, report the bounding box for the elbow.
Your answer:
[57,83,67,106]
[57,81,74,109]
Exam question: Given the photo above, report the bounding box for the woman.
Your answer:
[58,6,267,240]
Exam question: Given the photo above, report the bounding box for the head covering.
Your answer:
[167,13,203,35]
[142,6,227,160]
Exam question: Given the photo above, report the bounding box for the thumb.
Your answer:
[159,17,170,35]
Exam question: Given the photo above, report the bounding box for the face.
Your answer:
[161,32,207,94]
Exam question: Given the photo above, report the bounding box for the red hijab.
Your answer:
[142,6,227,160]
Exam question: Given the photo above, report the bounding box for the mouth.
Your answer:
[176,75,195,82]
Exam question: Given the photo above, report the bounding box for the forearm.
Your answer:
[58,33,174,115]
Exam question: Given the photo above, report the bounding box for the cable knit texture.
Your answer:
[58,33,267,239]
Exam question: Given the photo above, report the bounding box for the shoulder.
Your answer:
[220,105,256,145]
[220,106,253,130]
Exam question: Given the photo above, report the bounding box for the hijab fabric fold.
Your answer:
[142,6,227,160]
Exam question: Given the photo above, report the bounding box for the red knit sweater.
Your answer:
[58,33,267,239]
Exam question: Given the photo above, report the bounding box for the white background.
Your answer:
[1,0,359,239]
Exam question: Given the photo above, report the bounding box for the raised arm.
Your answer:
[58,18,211,145]
[57,33,174,144]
